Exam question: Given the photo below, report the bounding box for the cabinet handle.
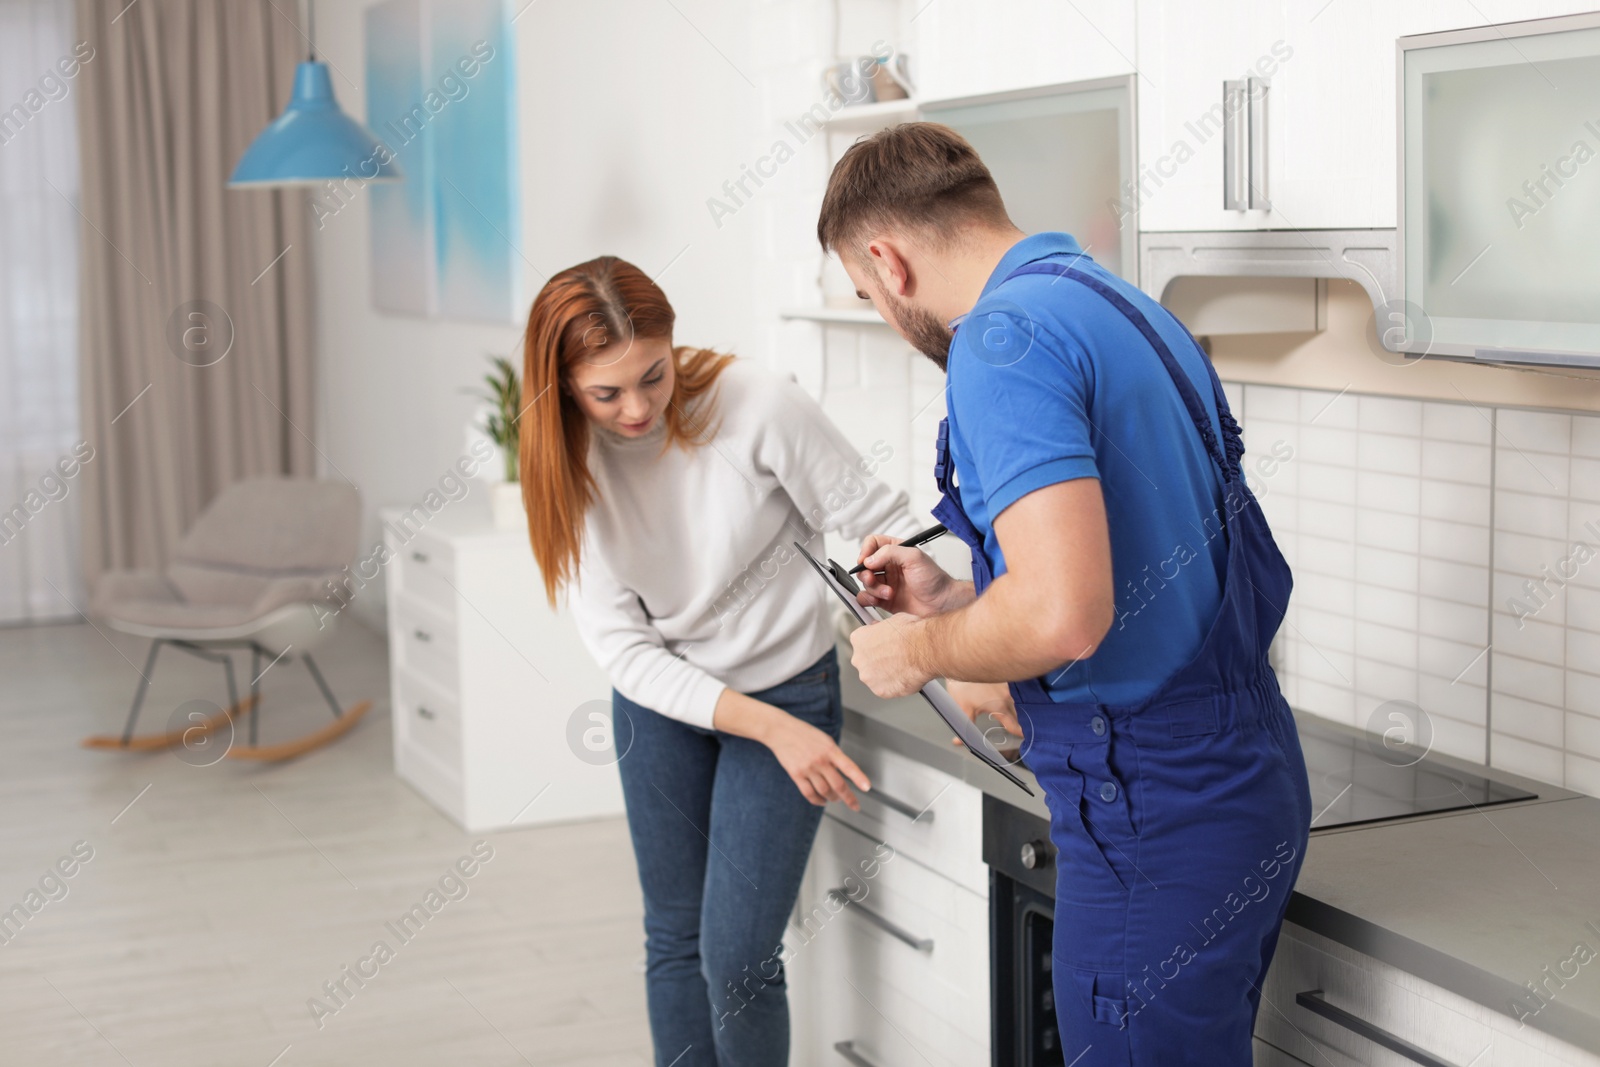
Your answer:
[1247,76,1271,210]
[828,888,933,953]
[857,787,932,823]
[411,550,429,564]
[833,1040,883,1067]
[413,629,431,643]
[417,706,435,720]
[1223,79,1247,210]
[1295,990,1459,1067]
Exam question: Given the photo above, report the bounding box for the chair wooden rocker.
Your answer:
[83,478,371,760]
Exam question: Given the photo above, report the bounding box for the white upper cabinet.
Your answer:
[1133,0,1600,232]
[911,0,1136,104]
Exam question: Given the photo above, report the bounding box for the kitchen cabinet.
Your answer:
[787,741,989,1067]
[1256,922,1600,1067]
[1133,0,1598,233]
[382,507,623,831]
[911,0,1135,104]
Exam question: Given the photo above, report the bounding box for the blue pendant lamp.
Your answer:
[229,0,401,187]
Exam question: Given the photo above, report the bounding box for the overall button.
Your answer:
[1090,715,1106,736]
[1098,781,1118,802]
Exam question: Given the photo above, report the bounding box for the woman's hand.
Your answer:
[947,679,1022,741]
[763,713,872,810]
[854,534,972,618]
[713,688,871,809]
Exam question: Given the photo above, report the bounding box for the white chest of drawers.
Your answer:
[380,506,623,831]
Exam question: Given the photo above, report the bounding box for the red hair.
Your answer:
[519,255,734,604]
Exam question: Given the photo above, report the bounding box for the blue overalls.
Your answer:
[932,262,1313,1066]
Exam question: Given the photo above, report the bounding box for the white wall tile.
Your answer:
[1294,572,1354,615]
[1296,607,1356,653]
[1491,694,1564,747]
[1571,414,1600,459]
[1356,510,1418,553]
[1295,534,1356,579]
[1494,490,1568,540]
[1225,384,1600,790]
[1300,500,1355,541]
[1567,627,1600,671]
[1300,463,1357,505]
[1428,716,1487,762]
[1497,409,1571,455]
[1355,584,1417,627]
[1565,753,1600,799]
[1492,611,1566,668]
[1357,472,1422,516]
[1355,545,1419,592]
[1423,401,1492,444]
[1358,433,1422,477]
[1566,586,1600,634]
[1490,732,1565,782]
[1298,679,1355,724]
[1301,426,1358,467]
[1565,711,1600,761]
[1567,669,1600,717]
[1491,655,1565,708]
[1419,518,1490,566]
[1419,596,1489,647]
[1419,675,1487,726]
[1300,387,1357,428]
[1419,558,1488,607]
[1495,446,1570,497]
[1419,634,1487,686]
[1356,657,1419,703]
[1420,440,1491,486]
[1421,481,1490,526]
[1570,457,1600,505]
[1244,383,1299,422]
[1355,618,1417,666]
[1359,395,1423,436]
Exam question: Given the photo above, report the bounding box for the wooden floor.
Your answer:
[0,619,652,1066]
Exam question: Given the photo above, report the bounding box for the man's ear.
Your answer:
[867,236,915,299]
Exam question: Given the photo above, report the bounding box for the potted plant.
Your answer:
[472,354,524,531]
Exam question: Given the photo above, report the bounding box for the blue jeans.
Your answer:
[614,646,841,1067]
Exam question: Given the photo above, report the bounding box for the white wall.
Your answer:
[309,0,774,627]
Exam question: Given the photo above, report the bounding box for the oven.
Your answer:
[983,794,1061,1067]
[980,711,1537,1065]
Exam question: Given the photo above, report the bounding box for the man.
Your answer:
[819,123,1312,1066]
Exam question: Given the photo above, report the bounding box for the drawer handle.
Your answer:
[833,1040,881,1067]
[827,888,932,953]
[411,550,429,563]
[1295,989,1459,1067]
[413,629,431,643]
[417,706,435,720]
[858,787,932,823]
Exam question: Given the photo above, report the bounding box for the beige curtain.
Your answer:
[74,0,316,584]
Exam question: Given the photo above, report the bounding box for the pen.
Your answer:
[847,523,949,575]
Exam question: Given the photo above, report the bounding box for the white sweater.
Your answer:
[568,359,924,729]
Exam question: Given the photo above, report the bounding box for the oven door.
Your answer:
[984,795,1061,1066]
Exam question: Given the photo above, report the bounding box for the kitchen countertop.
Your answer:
[835,644,1600,1055]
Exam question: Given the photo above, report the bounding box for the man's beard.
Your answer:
[883,290,952,371]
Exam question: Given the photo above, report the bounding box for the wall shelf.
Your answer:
[780,306,890,327]
[821,97,919,130]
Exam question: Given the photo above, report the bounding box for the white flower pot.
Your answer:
[491,481,525,532]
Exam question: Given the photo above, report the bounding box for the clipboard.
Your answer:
[794,541,1034,796]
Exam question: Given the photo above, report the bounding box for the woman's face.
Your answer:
[565,334,676,438]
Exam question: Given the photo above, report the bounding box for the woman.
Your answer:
[519,256,921,1066]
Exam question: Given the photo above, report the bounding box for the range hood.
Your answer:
[1138,228,1399,343]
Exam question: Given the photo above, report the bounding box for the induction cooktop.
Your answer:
[1296,713,1536,830]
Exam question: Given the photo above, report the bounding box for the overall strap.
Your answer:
[1001,262,1241,482]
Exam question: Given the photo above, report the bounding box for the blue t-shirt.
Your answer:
[946,232,1228,707]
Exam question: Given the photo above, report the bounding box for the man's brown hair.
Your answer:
[817,122,1012,257]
